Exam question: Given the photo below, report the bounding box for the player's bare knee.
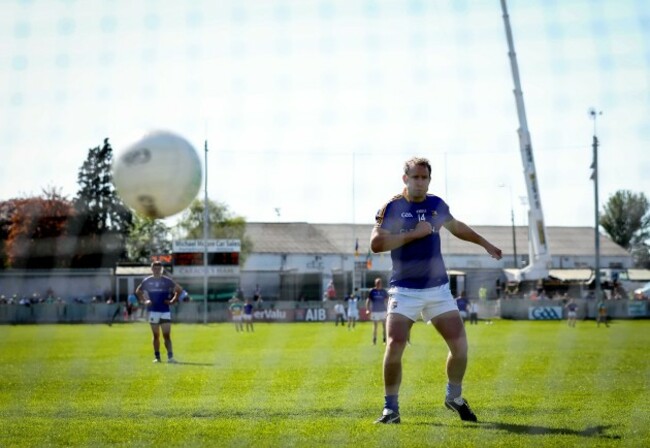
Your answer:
[386,335,409,352]
[446,336,468,357]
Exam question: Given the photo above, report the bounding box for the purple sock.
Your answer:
[384,395,399,413]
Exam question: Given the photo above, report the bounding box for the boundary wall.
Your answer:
[0,299,647,324]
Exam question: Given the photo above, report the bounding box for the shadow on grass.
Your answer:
[478,421,621,439]
[169,361,215,367]
[411,421,620,440]
[185,408,620,441]
[189,408,362,419]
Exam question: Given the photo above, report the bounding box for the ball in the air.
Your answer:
[112,130,202,219]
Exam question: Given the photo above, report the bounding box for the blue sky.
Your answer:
[1,0,648,229]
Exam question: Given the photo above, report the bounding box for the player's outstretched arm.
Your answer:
[370,221,432,253]
[444,218,503,260]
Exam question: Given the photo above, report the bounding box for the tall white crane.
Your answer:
[500,0,552,281]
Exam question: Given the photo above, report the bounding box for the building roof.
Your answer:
[244,222,339,254]
[245,222,630,258]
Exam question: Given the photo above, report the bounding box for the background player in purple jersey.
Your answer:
[366,277,389,345]
[565,298,578,327]
[370,157,502,424]
[455,290,469,324]
[243,298,255,332]
[135,261,183,363]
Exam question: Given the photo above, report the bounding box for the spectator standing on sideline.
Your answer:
[253,284,264,309]
[255,295,264,310]
[108,298,122,325]
[346,288,360,330]
[478,286,487,302]
[468,300,478,325]
[370,157,502,424]
[327,280,337,301]
[136,261,182,363]
[366,277,389,345]
[334,301,346,327]
[127,292,139,321]
[597,299,609,327]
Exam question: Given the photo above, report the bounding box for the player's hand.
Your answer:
[144,300,152,306]
[486,244,503,260]
[414,221,433,238]
[366,310,371,315]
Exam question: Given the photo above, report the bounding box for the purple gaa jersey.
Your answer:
[375,190,453,289]
[456,297,469,312]
[367,288,389,312]
[140,276,177,313]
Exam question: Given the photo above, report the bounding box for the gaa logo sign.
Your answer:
[529,306,563,320]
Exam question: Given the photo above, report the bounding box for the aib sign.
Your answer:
[529,306,563,320]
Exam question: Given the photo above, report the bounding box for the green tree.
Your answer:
[631,244,650,269]
[125,215,172,264]
[600,190,650,267]
[69,138,133,267]
[175,198,252,265]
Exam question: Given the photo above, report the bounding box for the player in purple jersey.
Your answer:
[455,291,469,324]
[135,261,183,363]
[565,298,578,327]
[371,157,502,424]
[243,298,255,332]
[366,277,389,345]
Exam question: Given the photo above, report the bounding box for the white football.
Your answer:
[112,130,202,219]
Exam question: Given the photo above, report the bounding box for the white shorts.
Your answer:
[370,311,387,322]
[232,315,242,322]
[149,311,171,324]
[459,310,468,319]
[567,311,577,318]
[242,314,252,321]
[387,283,458,322]
[348,309,359,319]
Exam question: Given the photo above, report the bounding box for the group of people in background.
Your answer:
[330,278,390,344]
[228,295,255,333]
[454,291,480,325]
[564,297,610,328]
[227,284,265,332]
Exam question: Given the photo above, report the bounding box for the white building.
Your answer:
[239,222,634,301]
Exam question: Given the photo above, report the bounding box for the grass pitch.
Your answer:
[0,319,648,447]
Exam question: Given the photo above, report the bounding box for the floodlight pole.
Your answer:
[590,109,602,301]
[500,183,518,268]
[203,140,209,324]
[351,152,356,294]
